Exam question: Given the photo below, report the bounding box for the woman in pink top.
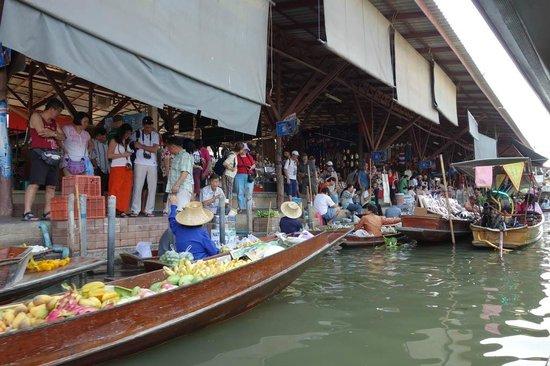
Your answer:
[61,112,92,176]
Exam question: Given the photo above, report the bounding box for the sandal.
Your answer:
[129,212,139,217]
[118,212,128,218]
[22,212,39,221]
[145,213,155,217]
[42,212,51,221]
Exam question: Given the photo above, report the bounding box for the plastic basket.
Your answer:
[61,175,101,197]
[0,247,33,289]
[51,195,106,221]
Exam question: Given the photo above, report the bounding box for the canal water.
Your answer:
[114,218,550,366]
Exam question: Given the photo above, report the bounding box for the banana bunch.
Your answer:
[27,257,71,272]
[163,258,250,286]
[0,294,62,333]
[79,281,119,308]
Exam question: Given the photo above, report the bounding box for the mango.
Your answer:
[33,294,53,307]
[47,296,61,311]
[167,275,180,286]
[2,309,15,325]
[13,304,28,316]
[29,304,48,319]
[12,312,30,330]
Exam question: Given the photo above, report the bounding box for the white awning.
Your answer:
[0,0,269,135]
[394,32,439,124]
[323,0,394,86]
[468,110,480,140]
[474,133,498,159]
[433,62,458,125]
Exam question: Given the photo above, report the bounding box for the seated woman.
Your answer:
[279,201,303,234]
[168,195,219,260]
[340,184,362,216]
[314,187,343,224]
[517,193,543,215]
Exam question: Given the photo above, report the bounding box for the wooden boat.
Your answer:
[119,250,158,267]
[471,215,545,249]
[340,233,404,248]
[0,257,105,305]
[396,215,471,243]
[0,230,347,365]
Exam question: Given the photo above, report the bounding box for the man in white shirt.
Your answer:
[313,187,341,224]
[200,174,226,214]
[284,150,299,198]
[130,116,160,217]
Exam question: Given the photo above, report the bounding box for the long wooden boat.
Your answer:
[0,257,105,305]
[396,215,471,243]
[471,215,545,249]
[340,233,404,248]
[0,230,347,365]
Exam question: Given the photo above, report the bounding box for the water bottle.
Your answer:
[211,229,220,248]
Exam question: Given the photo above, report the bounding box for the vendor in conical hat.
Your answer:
[168,195,219,260]
[279,201,303,234]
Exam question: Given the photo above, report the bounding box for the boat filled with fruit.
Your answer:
[0,230,347,365]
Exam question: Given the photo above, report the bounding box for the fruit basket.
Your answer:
[0,247,33,289]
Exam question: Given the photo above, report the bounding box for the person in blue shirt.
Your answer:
[279,201,303,234]
[168,195,219,260]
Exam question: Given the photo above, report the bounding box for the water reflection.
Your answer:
[480,219,550,365]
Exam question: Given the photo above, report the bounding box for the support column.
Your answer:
[0,67,13,217]
[275,136,284,206]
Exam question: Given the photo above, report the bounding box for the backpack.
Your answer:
[213,157,226,177]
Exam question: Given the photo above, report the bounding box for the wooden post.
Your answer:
[439,154,456,245]
[275,136,285,206]
[107,195,116,277]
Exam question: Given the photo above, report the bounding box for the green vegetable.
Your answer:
[255,210,279,218]
[167,275,180,286]
[113,285,134,298]
[384,236,399,250]
[149,282,163,292]
[178,274,195,286]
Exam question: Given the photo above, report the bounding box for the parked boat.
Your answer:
[471,215,545,249]
[0,230,347,365]
[396,215,471,243]
[0,257,105,305]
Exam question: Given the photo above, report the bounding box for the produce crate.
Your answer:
[252,217,280,233]
[61,175,101,197]
[51,195,106,221]
[0,247,33,289]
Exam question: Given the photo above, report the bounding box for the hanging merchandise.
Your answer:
[502,162,525,191]
[474,166,493,188]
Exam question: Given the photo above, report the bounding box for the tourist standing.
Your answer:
[61,111,92,176]
[196,139,212,186]
[107,114,123,142]
[160,133,173,215]
[297,154,309,195]
[222,145,238,202]
[91,127,109,194]
[107,123,134,216]
[397,174,409,194]
[284,150,299,199]
[235,142,256,211]
[321,161,338,184]
[23,98,65,221]
[130,116,160,217]
[165,137,194,211]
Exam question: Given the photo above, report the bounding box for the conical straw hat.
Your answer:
[175,201,214,226]
[281,201,302,219]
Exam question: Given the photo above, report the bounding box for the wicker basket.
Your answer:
[0,247,33,289]
[252,217,280,233]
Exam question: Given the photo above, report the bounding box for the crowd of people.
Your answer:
[21,98,259,221]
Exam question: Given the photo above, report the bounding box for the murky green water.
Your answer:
[114,218,550,366]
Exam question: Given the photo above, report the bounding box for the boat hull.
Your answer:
[0,231,346,366]
[340,233,402,248]
[471,216,544,249]
[398,215,471,243]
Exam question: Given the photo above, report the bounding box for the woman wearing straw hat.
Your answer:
[168,195,219,260]
[279,201,303,234]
